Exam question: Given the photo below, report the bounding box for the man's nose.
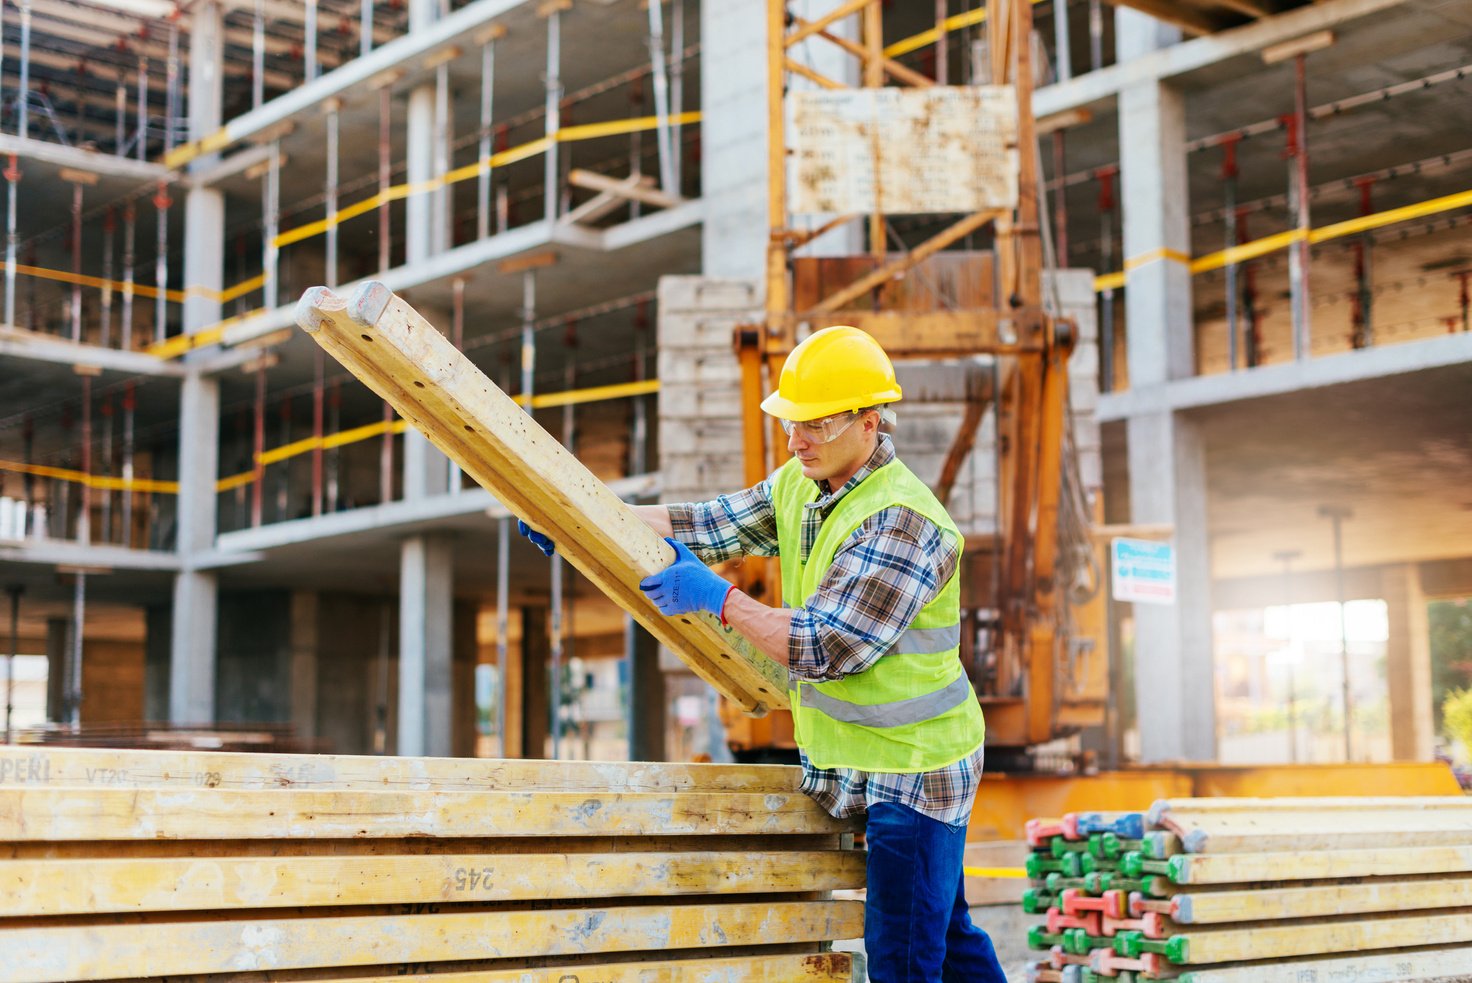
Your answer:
[787,428,808,452]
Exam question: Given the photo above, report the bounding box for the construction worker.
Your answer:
[524,325,1004,982]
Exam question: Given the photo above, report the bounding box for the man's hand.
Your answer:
[517,519,556,557]
[639,539,736,618]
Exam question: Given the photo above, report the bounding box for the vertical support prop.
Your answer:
[69,182,83,342]
[936,0,949,84]
[100,208,115,347]
[115,82,126,156]
[448,276,466,492]
[1222,137,1239,372]
[863,0,885,258]
[136,56,147,162]
[646,0,676,197]
[3,156,18,327]
[121,202,136,350]
[477,31,496,241]
[361,0,375,58]
[543,6,563,224]
[153,182,170,342]
[1051,130,1068,262]
[4,585,20,744]
[312,351,325,517]
[306,0,320,83]
[1287,52,1312,360]
[121,382,135,545]
[1097,167,1116,392]
[1054,0,1072,83]
[325,100,340,288]
[253,0,266,110]
[165,19,180,153]
[252,362,266,527]
[378,87,391,273]
[670,0,685,191]
[263,142,280,310]
[17,0,32,141]
[1352,178,1374,348]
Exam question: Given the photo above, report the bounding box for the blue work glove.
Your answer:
[517,519,556,557]
[639,538,735,618]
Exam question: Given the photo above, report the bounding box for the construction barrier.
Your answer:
[1019,797,1472,982]
[0,745,863,983]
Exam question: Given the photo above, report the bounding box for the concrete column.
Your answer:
[1126,411,1215,762]
[1118,77,1192,386]
[1114,8,1181,63]
[1383,564,1434,761]
[397,533,453,757]
[700,0,767,279]
[168,0,226,725]
[626,620,666,761]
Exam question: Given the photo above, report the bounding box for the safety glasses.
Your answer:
[779,409,864,444]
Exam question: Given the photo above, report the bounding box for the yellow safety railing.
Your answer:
[1094,185,1472,292]
[0,378,661,498]
[882,0,1045,60]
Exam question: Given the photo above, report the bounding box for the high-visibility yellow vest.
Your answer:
[771,456,986,773]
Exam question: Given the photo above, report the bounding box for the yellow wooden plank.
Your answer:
[0,900,865,982]
[1173,844,1472,885]
[0,788,850,841]
[0,745,801,793]
[313,952,855,982]
[0,850,866,915]
[1174,944,1472,983]
[1172,874,1472,924]
[1170,810,1472,854]
[295,283,788,716]
[1178,909,1472,964]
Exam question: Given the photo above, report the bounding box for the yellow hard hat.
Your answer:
[759,325,902,422]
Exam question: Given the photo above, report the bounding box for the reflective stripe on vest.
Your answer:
[797,672,974,728]
[886,624,960,656]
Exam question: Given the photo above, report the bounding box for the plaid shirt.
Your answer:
[667,435,985,826]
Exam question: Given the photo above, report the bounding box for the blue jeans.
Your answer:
[864,801,1008,983]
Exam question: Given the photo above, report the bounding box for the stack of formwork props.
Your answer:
[0,745,864,982]
[1021,797,1472,983]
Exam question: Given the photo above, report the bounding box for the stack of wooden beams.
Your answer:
[0,745,864,982]
[1020,797,1472,982]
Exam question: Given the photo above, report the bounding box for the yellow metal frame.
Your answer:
[731,0,1086,750]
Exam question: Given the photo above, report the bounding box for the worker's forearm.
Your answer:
[631,504,673,537]
[720,589,795,668]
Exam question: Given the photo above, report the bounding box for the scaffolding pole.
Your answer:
[325,100,339,288]
[448,276,465,492]
[115,83,125,156]
[311,351,324,517]
[252,364,266,527]
[326,380,341,510]
[379,400,393,505]
[100,207,115,347]
[69,182,83,342]
[495,511,510,756]
[646,0,676,196]
[17,0,31,141]
[935,0,948,84]
[1052,131,1068,262]
[1222,138,1240,371]
[136,57,147,161]
[165,20,180,153]
[121,383,134,545]
[670,0,684,191]
[1097,167,1116,392]
[276,392,291,521]
[1288,52,1312,360]
[1353,178,1374,348]
[121,203,136,350]
[1054,0,1072,82]
[153,182,169,341]
[263,142,280,309]
[1089,0,1103,71]
[305,0,320,83]
[4,157,18,327]
[543,7,562,224]
[477,33,495,241]
[4,585,19,744]
[434,60,451,252]
[99,397,114,541]
[378,86,391,272]
[253,0,266,110]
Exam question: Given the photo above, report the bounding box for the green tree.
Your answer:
[1431,599,1472,732]
[1444,688,1472,762]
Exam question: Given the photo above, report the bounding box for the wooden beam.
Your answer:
[1169,873,1472,925]
[811,210,1003,313]
[0,850,866,915]
[780,310,1046,358]
[783,0,877,49]
[809,25,935,88]
[1171,843,1472,885]
[1166,909,1472,964]
[933,399,988,505]
[784,58,846,90]
[296,283,790,715]
[0,901,865,982]
[568,168,682,208]
[0,788,850,841]
[1156,947,1472,983]
[319,953,857,983]
[0,745,804,792]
